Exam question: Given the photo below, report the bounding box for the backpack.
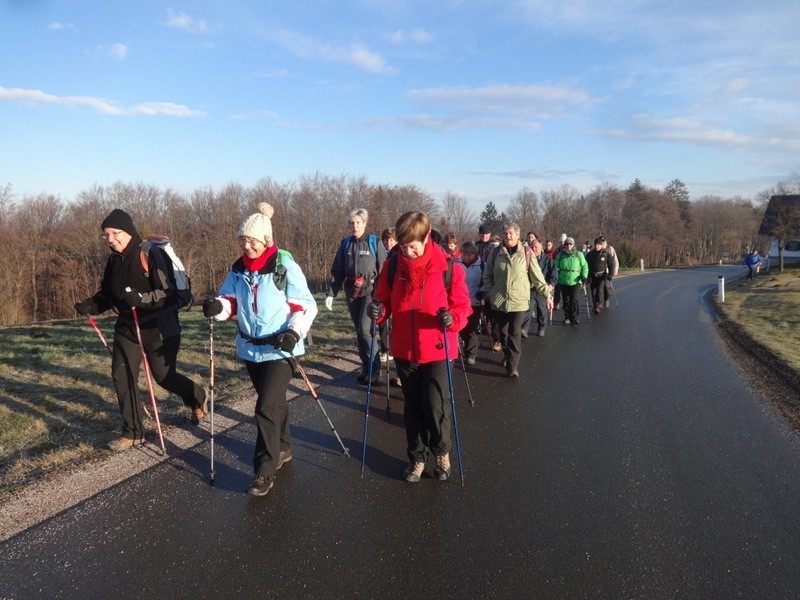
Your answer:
[139,236,192,310]
[342,234,379,258]
[385,252,455,292]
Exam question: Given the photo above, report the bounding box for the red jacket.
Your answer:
[374,242,472,364]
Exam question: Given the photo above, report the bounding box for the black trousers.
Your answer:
[396,359,452,463]
[458,307,481,361]
[495,310,526,372]
[112,328,204,440]
[558,283,580,321]
[347,293,379,372]
[245,358,293,476]
[590,275,609,305]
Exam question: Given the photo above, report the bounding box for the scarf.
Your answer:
[397,239,434,302]
[242,244,277,273]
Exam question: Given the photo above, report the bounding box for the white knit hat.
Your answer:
[238,202,274,244]
[559,233,567,243]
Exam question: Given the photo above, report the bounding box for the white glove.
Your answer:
[325,296,333,311]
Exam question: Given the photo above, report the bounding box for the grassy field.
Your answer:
[0,293,354,501]
[719,266,800,372]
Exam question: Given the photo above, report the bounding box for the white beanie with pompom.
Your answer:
[238,202,274,244]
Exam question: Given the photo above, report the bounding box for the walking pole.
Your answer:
[293,358,350,457]
[360,319,378,476]
[385,320,391,417]
[581,283,592,324]
[609,279,620,308]
[439,309,465,486]
[130,306,167,456]
[209,319,216,485]
[457,338,475,407]
[88,316,152,418]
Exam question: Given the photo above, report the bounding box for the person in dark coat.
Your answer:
[75,209,206,452]
[585,238,610,313]
[521,237,557,337]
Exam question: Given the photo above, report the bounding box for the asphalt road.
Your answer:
[2,266,800,600]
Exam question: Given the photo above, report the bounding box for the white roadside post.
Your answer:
[718,275,725,303]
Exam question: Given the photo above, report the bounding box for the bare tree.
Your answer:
[439,190,476,241]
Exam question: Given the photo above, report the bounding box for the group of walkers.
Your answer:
[76,205,619,497]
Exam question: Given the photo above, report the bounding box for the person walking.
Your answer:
[554,237,589,325]
[325,208,388,385]
[74,209,207,452]
[202,203,318,497]
[368,211,471,482]
[483,223,553,377]
[599,236,619,307]
[744,248,762,280]
[585,238,610,314]
[456,241,484,365]
[521,236,557,337]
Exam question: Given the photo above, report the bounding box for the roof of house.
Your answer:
[758,194,800,236]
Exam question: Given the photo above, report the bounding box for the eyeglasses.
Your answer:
[102,230,124,240]
[565,242,574,245]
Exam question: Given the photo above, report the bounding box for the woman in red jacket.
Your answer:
[368,212,472,482]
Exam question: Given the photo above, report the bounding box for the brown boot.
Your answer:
[191,388,209,425]
[434,453,451,480]
[404,461,425,483]
[106,437,140,452]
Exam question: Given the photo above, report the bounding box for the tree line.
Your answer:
[0,173,793,326]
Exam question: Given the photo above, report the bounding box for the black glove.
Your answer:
[276,330,300,353]
[121,288,142,308]
[437,308,453,329]
[577,276,586,285]
[475,291,485,303]
[367,300,382,320]
[202,298,223,317]
[74,299,97,316]
[606,273,613,281]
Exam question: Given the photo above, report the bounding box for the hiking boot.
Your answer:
[390,376,402,387]
[247,474,274,496]
[434,453,451,480]
[593,305,600,314]
[537,328,545,337]
[508,369,520,378]
[491,342,502,352]
[404,461,425,482]
[572,319,580,325]
[563,318,571,325]
[191,388,209,425]
[106,437,141,452]
[604,300,609,308]
[466,356,476,366]
[278,450,293,470]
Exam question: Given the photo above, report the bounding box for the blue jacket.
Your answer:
[744,252,762,267]
[214,248,318,363]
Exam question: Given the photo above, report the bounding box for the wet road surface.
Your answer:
[2,266,800,599]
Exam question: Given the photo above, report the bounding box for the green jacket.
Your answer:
[555,249,589,286]
[483,243,550,313]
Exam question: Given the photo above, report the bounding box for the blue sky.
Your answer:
[2,0,799,210]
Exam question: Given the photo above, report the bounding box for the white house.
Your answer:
[758,195,800,269]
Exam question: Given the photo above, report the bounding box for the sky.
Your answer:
[2,0,799,211]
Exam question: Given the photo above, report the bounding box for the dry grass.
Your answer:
[0,294,354,501]
[721,267,800,372]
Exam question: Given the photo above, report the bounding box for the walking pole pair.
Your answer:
[360,318,378,476]
[130,306,167,456]
[87,316,153,419]
[439,309,465,486]
[293,357,350,457]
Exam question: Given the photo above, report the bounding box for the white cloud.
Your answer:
[273,29,397,75]
[407,83,592,119]
[386,28,434,45]
[48,22,75,31]
[165,9,209,34]
[598,115,752,149]
[0,86,204,117]
[96,43,129,60]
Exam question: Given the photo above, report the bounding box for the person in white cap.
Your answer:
[203,202,318,497]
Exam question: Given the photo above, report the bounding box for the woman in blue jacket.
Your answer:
[203,203,318,497]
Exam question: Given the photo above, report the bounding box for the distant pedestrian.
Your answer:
[521,237,557,337]
[744,248,762,280]
[369,211,472,482]
[554,237,589,325]
[599,236,619,307]
[585,238,609,314]
[456,241,483,365]
[325,208,388,385]
[74,209,207,452]
[202,203,318,497]
[444,232,461,259]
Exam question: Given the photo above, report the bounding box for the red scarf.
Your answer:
[397,239,434,301]
[242,244,277,273]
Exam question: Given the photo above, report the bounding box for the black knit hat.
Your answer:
[101,209,138,236]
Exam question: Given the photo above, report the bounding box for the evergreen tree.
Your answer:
[664,178,692,227]
[479,201,502,236]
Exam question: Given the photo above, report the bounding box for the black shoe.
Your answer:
[572,319,580,325]
[390,376,402,387]
[247,474,274,497]
[563,318,571,325]
[357,368,367,383]
[278,450,292,470]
